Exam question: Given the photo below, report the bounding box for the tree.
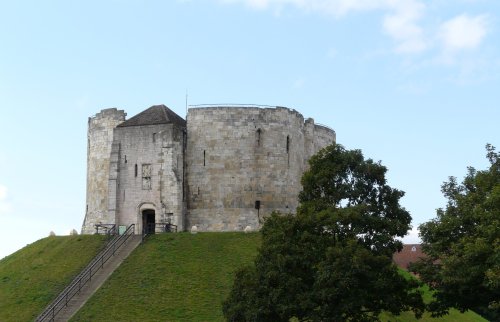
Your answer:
[411,144,500,320]
[223,144,425,321]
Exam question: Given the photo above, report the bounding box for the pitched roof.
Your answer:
[117,105,186,128]
[393,244,426,269]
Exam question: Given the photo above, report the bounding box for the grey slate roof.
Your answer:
[117,105,186,127]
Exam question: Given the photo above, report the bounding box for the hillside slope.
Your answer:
[0,233,486,321]
[0,235,106,322]
[71,233,486,322]
[71,232,260,321]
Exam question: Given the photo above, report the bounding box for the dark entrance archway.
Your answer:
[142,209,156,235]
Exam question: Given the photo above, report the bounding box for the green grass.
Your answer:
[0,232,487,322]
[71,232,261,322]
[379,270,487,322]
[72,233,487,322]
[0,235,107,322]
[381,309,487,322]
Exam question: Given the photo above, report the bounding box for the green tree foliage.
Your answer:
[411,144,500,320]
[223,144,425,321]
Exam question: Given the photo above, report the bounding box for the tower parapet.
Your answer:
[82,108,126,234]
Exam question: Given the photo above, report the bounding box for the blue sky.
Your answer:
[0,0,498,259]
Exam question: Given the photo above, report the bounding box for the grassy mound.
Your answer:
[71,232,260,321]
[0,235,107,322]
[72,232,485,322]
[0,232,486,321]
[380,269,486,321]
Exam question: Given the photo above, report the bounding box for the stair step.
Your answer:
[36,225,141,322]
[53,235,142,321]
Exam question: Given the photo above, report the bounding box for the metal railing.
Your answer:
[141,222,177,242]
[157,222,177,233]
[35,224,136,322]
[94,223,116,236]
[315,123,335,133]
[188,103,278,109]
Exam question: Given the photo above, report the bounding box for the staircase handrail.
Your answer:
[35,224,136,322]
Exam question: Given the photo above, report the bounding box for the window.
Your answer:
[124,155,127,164]
[411,246,417,252]
[256,128,262,146]
[142,164,152,190]
[203,150,206,166]
[286,135,290,166]
[135,164,138,177]
[153,133,157,143]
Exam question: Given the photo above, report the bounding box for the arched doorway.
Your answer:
[142,209,156,235]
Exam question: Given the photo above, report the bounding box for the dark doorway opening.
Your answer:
[142,209,156,235]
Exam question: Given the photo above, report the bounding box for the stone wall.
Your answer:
[82,108,126,234]
[185,106,336,231]
[313,124,336,155]
[83,105,335,234]
[112,123,185,234]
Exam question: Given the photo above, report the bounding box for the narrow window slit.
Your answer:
[286,136,290,166]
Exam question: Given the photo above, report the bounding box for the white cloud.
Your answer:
[221,0,493,72]
[382,1,427,53]
[222,0,410,16]
[221,0,428,54]
[439,14,488,52]
[400,226,421,244]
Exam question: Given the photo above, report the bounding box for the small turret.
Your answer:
[82,108,126,234]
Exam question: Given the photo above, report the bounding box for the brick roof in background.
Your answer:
[393,244,427,270]
[117,105,186,127]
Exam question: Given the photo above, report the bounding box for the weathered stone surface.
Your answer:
[82,105,335,234]
[82,108,126,234]
[185,106,335,231]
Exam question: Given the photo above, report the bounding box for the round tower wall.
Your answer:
[186,106,331,231]
[313,124,336,155]
[82,108,126,234]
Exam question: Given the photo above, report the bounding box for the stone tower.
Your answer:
[82,104,335,234]
[109,105,187,234]
[82,108,126,234]
[185,106,336,231]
